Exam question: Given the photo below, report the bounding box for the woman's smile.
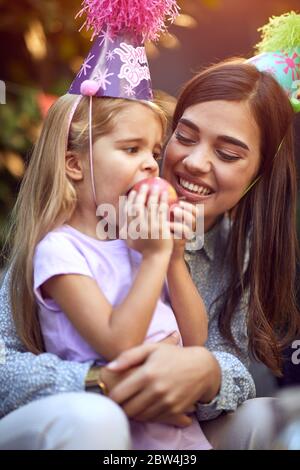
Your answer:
[174,173,216,202]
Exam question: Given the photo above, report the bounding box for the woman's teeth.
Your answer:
[179,177,212,196]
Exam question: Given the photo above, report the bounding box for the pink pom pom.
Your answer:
[76,0,180,41]
[80,80,99,96]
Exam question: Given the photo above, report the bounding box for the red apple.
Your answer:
[131,177,178,208]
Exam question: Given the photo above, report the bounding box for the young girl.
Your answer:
[9,93,210,450]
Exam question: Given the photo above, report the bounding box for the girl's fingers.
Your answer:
[178,200,199,216]
[158,202,171,238]
[178,201,202,228]
[127,189,137,205]
[170,221,194,241]
[158,200,169,220]
[172,205,199,235]
[135,184,149,208]
[147,186,160,208]
[146,190,170,238]
[127,187,175,240]
[173,206,194,226]
[128,185,148,222]
[175,204,201,223]
[160,190,169,205]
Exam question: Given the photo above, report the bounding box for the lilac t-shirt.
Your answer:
[33,225,211,450]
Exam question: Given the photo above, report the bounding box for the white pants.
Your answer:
[0,394,275,450]
[0,393,131,450]
[201,397,277,450]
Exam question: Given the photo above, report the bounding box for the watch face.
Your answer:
[86,386,103,394]
[85,367,101,387]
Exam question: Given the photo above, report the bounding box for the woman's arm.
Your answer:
[196,350,255,421]
[0,270,90,418]
[197,300,256,421]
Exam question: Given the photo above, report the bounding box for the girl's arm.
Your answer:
[42,187,173,362]
[43,251,170,361]
[167,202,208,346]
[167,257,208,347]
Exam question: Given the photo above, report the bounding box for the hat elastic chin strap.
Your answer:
[67,96,97,207]
[88,96,97,206]
[242,137,284,197]
[241,174,261,197]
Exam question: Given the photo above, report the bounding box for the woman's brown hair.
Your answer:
[173,59,299,375]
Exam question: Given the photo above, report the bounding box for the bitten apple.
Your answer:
[131,177,178,207]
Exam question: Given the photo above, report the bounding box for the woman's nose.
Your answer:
[182,148,212,174]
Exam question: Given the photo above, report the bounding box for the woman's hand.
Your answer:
[101,333,195,427]
[106,341,221,424]
[102,364,194,428]
[100,333,180,395]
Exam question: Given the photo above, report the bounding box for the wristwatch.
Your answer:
[84,365,108,395]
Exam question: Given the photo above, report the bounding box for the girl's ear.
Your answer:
[65,151,84,181]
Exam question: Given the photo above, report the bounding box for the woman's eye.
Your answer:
[175,132,197,145]
[217,150,240,161]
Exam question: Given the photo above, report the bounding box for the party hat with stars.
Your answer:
[69,0,179,101]
[247,11,300,113]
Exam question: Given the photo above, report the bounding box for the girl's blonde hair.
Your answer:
[6,94,167,353]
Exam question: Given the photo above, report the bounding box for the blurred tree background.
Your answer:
[0,0,299,266]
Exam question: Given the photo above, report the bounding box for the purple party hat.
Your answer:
[69,0,180,101]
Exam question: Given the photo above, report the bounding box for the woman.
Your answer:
[0,60,299,449]
[101,59,299,447]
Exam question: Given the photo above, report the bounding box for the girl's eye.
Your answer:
[216,150,240,162]
[125,146,139,154]
[175,131,197,145]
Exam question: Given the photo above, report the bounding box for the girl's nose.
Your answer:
[142,153,159,175]
[182,147,212,175]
